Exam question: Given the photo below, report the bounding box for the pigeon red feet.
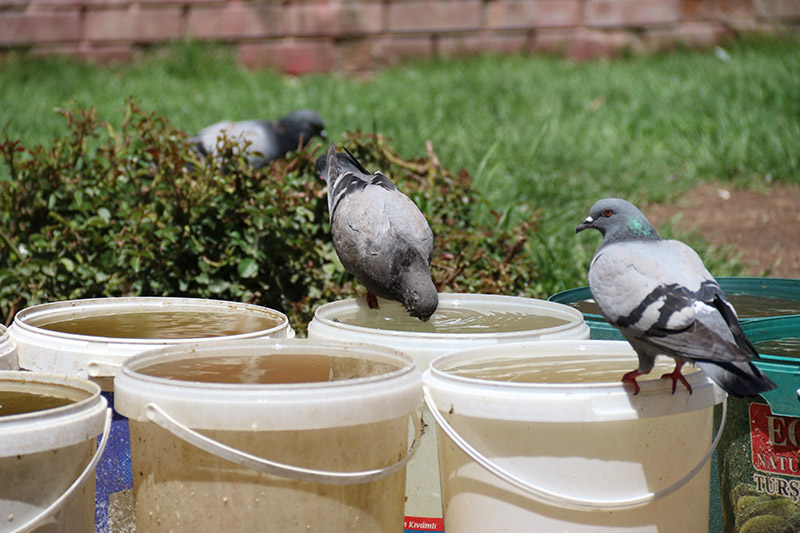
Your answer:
[621,369,651,395]
[660,360,693,394]
[366,291,380,309]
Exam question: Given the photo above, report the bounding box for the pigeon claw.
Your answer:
[621,369,650,395]
[660,360,693,395]
[366,291,380,310]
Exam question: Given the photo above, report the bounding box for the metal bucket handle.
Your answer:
[144,402,421,485]
[423,386,727,511]
[12,408,113,533]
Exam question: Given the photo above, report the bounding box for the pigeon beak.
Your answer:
[576,216,594,233]
[320,130,328,139]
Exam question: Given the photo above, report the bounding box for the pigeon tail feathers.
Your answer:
[695,360,777,397]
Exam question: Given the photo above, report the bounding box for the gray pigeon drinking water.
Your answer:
[576,198,776,397]
[191,109,326,169]
[315,143,438,321]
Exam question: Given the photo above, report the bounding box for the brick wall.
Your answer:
[1,0,798,74]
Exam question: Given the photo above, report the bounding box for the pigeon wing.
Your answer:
[590,239,752,364]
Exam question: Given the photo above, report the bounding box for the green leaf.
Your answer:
[237,257,258,278]
[59,257,75,273]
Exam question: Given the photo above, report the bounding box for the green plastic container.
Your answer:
[587,321,625,341]
[549,277,800,324]
[716,316,800,533]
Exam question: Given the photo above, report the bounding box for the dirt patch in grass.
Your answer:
[646,182,800,279]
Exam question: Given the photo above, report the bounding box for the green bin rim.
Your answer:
[742,316,800,418]
[743,315,800,366]
[549,277,800,322]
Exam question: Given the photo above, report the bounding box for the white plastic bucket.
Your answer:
[423,340,727,532]
[8,296,294,532]
[9,297,294,386]
[0,324,19,370]
[0,371,111,533]
[308,293,589,530]
[308,294,589,371]
[114,338,422,532]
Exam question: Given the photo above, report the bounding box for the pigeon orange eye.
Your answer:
[603,209,613,217]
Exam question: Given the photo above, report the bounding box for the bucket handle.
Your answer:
[11,408,113,533]
[144,403,422,485]
[423,386,727,511]
[87,360,122,378]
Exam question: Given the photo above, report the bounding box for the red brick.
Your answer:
[0,10,81,46]
[388,0,482,33]
[289,3,337,36]
[29,0,221,6]
[186,3,285,39]
[335,3,384,35]
[776,0,800,17]
[380,34,435,64]
[33,42,134,63]
[238,39,336,75]
[684,0,757,21]
[645,21,733,49]
[0,0,27,10]
[438,30,530,56]
[335,37,380,72]
[533,28,630,59]
[487,0,582,29]
[84,6,183,42]
[585,0,681,28]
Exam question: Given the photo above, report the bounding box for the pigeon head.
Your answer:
[400,269,439,321]
[278,110,327,150]
[576,198,659,244]
[394,248,439,321]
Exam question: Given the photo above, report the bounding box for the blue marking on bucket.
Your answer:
[96,391,133,532]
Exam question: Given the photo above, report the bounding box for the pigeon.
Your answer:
[191,109,326,169]
[576,198,776,397]
[315,143,438,321]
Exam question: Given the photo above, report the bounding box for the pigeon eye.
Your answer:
[603,209,613,217]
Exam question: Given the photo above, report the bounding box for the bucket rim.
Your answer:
[0,370,102,420]
[11,296,291,345]
[423,340,725,422]
[0,324,16,368]
[427,340,714,392]
[743,315,800,365]
[312,293,587,340]
[119,337,417,392]
[0,371,107,456]
[548,277,800,321]
[114,338,423,430]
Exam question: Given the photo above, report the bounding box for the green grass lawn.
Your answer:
[2,36,798,294]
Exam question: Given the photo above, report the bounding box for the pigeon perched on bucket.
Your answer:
[191,109,326,169]
[576,198,777,397]
[315,143,438,321]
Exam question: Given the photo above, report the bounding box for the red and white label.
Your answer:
[404,516,445,532]
[750,403,800,477]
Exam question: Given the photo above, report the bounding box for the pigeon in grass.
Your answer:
[191,109,326,169]
[315,143,438,321]
[576,198,776,397]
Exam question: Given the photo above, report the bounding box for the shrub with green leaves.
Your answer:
[0,99,539,332]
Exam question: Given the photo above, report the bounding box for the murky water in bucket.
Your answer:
[754,337,800,359]
[448,355,699,384]
[0,390,74,416]
[40,310,281,339]
[337,304,570,333]
[570,294,800,319]
[137,354,403,384]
